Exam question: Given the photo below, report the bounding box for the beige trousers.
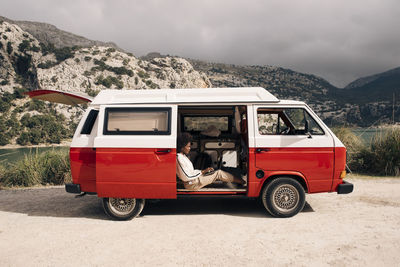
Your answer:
[184,170,235,190]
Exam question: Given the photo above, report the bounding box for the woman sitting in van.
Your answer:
[176,133,245,190]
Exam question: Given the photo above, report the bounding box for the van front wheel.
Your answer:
[102,197,145,220]
[261,178,305,218]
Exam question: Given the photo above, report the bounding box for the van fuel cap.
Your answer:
[256,170,265,179]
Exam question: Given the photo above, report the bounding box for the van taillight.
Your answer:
[340,170,346,179]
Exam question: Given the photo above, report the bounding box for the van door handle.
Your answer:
[155,149,171,154]
[256,148,270,153]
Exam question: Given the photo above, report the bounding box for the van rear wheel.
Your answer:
[102,197,145,220]
[261,178,305,218]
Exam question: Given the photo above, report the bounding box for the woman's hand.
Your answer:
[201,167,214,174]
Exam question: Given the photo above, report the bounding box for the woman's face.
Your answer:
[181,142,191,155]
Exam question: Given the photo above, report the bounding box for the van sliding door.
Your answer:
[94,105,177,199]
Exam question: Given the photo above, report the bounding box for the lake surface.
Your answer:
[351,127,392,144]
[0,147,69,165]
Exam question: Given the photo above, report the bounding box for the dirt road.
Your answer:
[1,177,400,266]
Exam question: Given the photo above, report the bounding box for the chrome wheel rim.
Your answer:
[108,198,136,216]
[271,184,299,214]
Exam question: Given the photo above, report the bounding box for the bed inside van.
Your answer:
[177,105,248,193]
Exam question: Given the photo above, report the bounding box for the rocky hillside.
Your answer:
[187,59,399,126]
[0,20,210,146]
[0,16,120,50]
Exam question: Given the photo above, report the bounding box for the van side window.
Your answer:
[104,107,171,135]
[284,109,324,135]
[257,108,324,135]
[81,110,99,134]
[257,113,288,135]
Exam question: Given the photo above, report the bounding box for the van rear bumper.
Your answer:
[65,183,81,194]
[337,180,353,194]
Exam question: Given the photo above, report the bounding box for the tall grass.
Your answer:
[0,149,71,187]
[332,127,364,168]
[334,126,400,176]
[361,128,400,176]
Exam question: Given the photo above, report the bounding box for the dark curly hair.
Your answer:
[177,133,192,153]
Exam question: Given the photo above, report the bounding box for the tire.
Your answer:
[261,177,305,218]
[102,197,145,220]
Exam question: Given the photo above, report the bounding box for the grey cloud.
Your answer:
[1,0,399,87]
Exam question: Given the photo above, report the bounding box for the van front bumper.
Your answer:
[337,180,353,194]
[65,183,81,194]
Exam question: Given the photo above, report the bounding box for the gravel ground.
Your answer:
[0,176,399,266]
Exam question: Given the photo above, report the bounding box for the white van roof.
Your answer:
[91,87,280,105]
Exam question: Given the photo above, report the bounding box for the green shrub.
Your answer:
[39,43,77,63]
[0,149,71,187]
[332,127,364,166]
[54,47,75,62]
[0,117,10,145]
[137,70,150,79]
[346,127,400,176]
[30,45,40,52]
[0,97,12,112]
[38,60,57,69]
[85,88,100,97]
[17,132,29,145]
[18,39,31,52]
[7,41,12,54]
[1,151,44,186]
[91,59,133,76]
[95,75,124,89]
[41,150,71,185]
[84,56,92,62]
[123,58,130,66]
[366,128,400,176]
[0,79,9,86]
[13,87,28,99]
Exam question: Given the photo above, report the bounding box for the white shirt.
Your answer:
[176,153,201,182]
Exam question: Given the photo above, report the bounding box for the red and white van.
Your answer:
[28,87,353,220]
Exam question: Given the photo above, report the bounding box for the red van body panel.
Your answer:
[253,147,334,193]
[331,147,347,191]
[95,148,177,199]
[247,145,338,197]
[70,147,96,193]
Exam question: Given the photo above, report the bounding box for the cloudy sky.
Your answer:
[1,0,399,87]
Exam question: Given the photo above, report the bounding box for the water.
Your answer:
[0,146,69,165]
[351,128,392,145]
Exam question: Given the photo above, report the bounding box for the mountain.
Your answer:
[186,58,399,126]
[0,19,210,146]
[344,67,400,90]
[341,67,400,103]
[0,16,121,50]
